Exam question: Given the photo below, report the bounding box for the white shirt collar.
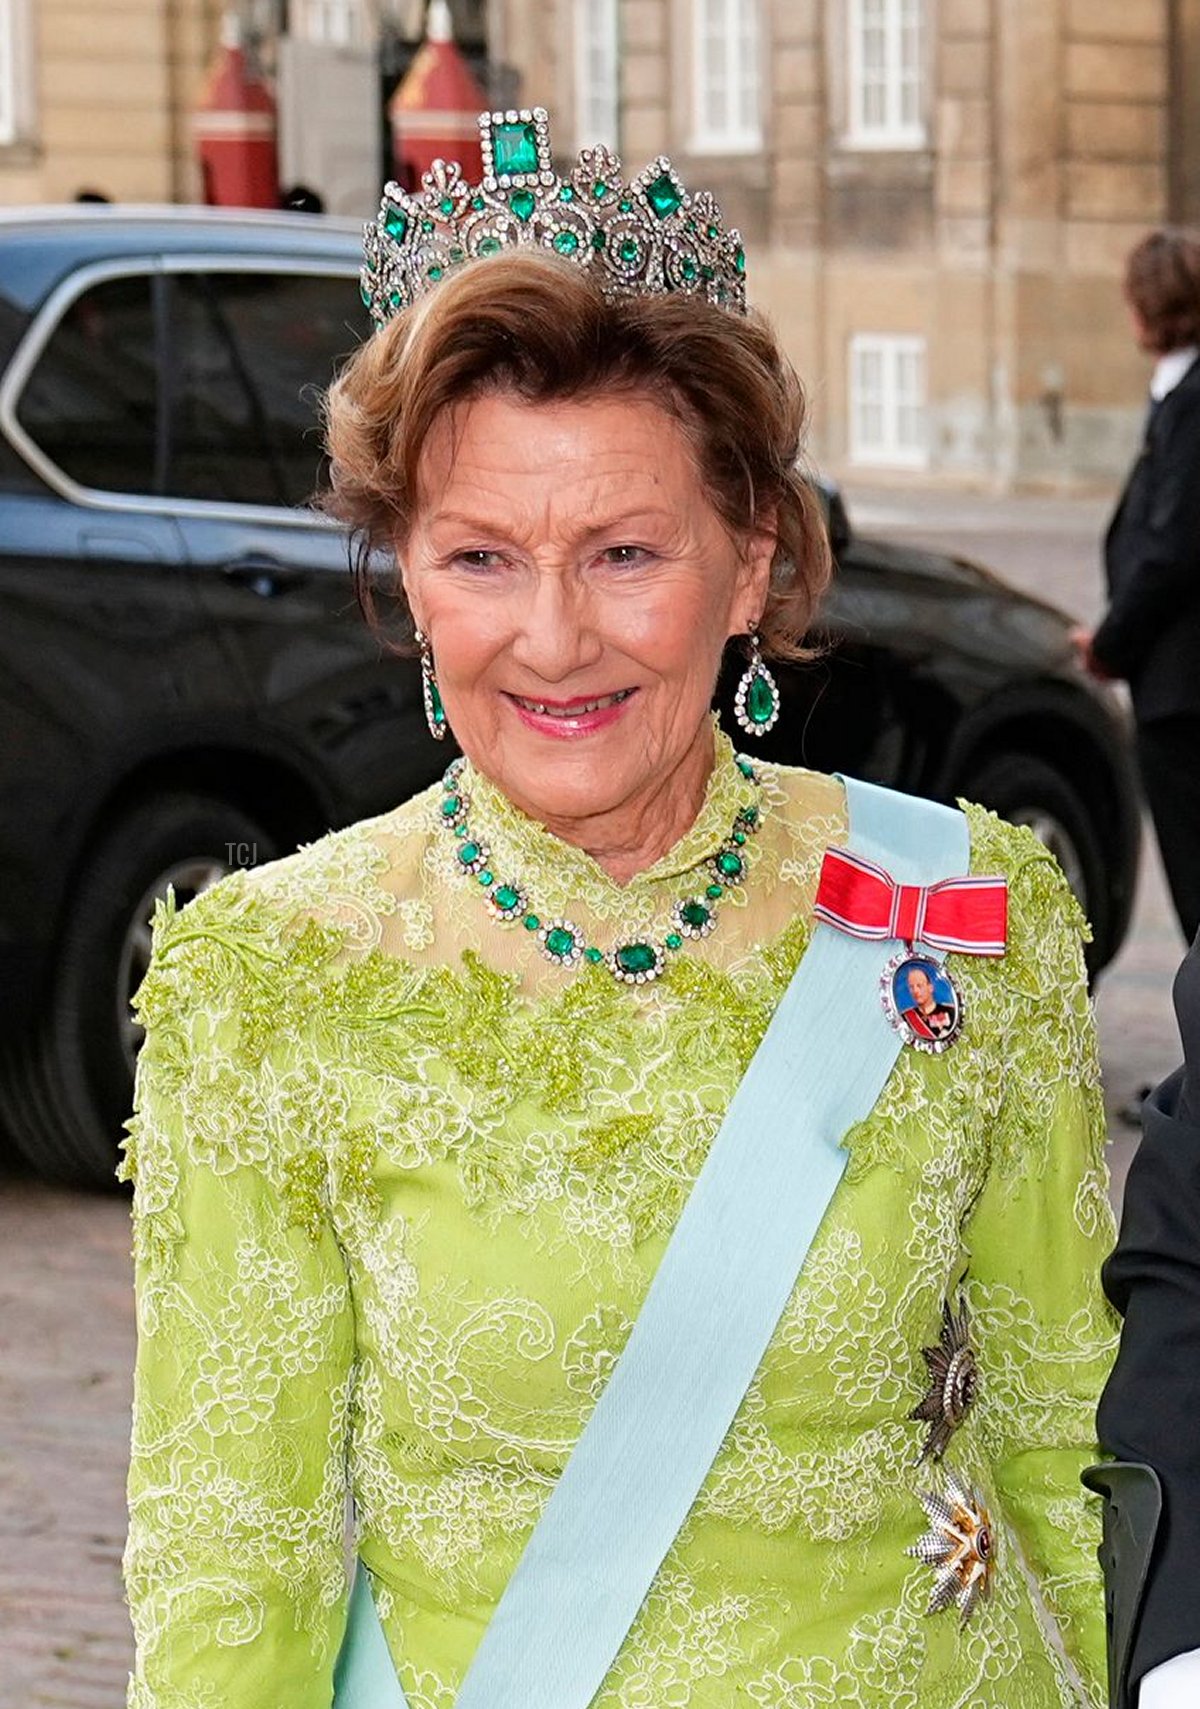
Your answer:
[1150,345,1199,400]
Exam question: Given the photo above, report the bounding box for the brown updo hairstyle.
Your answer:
[322,250,831,661]
[1125,227,1200,353]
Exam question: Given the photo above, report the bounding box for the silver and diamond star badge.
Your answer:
[907,1471,996,1624]
[910,1293,979,1464]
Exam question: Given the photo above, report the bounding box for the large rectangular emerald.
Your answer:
[492,120,540,178]
[645,171,683,220]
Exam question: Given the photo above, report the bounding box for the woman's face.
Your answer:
[400,389,774,845]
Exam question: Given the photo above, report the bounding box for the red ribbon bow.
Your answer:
[813,847,1008,956]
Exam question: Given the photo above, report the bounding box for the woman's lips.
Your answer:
[506,687,637,736]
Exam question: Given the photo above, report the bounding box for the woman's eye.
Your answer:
[453,550,503,571]
[602,545,652,566]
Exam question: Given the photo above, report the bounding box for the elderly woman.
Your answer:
[121,111,1116,1709]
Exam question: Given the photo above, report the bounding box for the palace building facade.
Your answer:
[6,0,1200,486]
[503,0,1190,487]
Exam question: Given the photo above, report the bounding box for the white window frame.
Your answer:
[848,333,928,469]
[846,0,925,150]
[0,0,35,148]
[292,0,366,47]
[574,0,619,152]
[0,0,13,146]
[691,0,761,156]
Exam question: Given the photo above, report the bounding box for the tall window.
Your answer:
[0,0,12,145]
[575,0,618,152]
[0,0,32,147]
[692,0,760,154]
[848,0,924,148]
[848,334,927,468]
[293,0,365,46]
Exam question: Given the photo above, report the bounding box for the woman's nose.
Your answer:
[509,570,604,681]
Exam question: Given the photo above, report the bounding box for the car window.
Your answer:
[165,270,368,510]
[14,272,158,494]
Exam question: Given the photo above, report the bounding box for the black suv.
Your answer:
[0,207,1141,1186]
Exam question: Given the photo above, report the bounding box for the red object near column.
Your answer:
[195,14,279,209]
[389,0,486,192]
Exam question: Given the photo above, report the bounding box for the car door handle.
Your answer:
[221,554,303,598]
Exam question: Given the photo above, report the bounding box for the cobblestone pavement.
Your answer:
[0,1181,133,1708]
[0,486,1189,1706]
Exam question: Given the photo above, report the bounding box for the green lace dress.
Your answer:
[121,734,1117,1708]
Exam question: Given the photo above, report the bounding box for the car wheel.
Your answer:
[0,793,277,1188]
[964,752,1110,971]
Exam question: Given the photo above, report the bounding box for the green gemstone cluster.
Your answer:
[360,105,748,324]
[732,653,780,738]
[436,756,762,982]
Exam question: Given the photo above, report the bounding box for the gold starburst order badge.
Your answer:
[910,1293,979,1464]
[908,1472,996,1624]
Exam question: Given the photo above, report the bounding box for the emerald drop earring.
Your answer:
[415,628,447,741]
[733,627,779,737]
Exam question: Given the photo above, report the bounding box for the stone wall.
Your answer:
[0,0,220,205]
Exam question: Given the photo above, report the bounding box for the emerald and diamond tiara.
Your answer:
[360,106,747,324]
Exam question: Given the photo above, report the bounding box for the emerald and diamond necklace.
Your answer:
[437,754,763,984]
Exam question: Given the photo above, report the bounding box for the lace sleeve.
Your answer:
[961,842,1119,1708]
[119,878,356,1708]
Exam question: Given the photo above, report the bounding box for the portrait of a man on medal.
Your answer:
[889,954,962,1047]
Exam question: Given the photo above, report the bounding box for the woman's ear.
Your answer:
[734,510,777,635]
[393,537,420,631]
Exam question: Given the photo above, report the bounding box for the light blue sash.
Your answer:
[333,776,969,1709]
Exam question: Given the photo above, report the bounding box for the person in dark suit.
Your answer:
[1088,930,1200,1709]
[1074,228,1200,946]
